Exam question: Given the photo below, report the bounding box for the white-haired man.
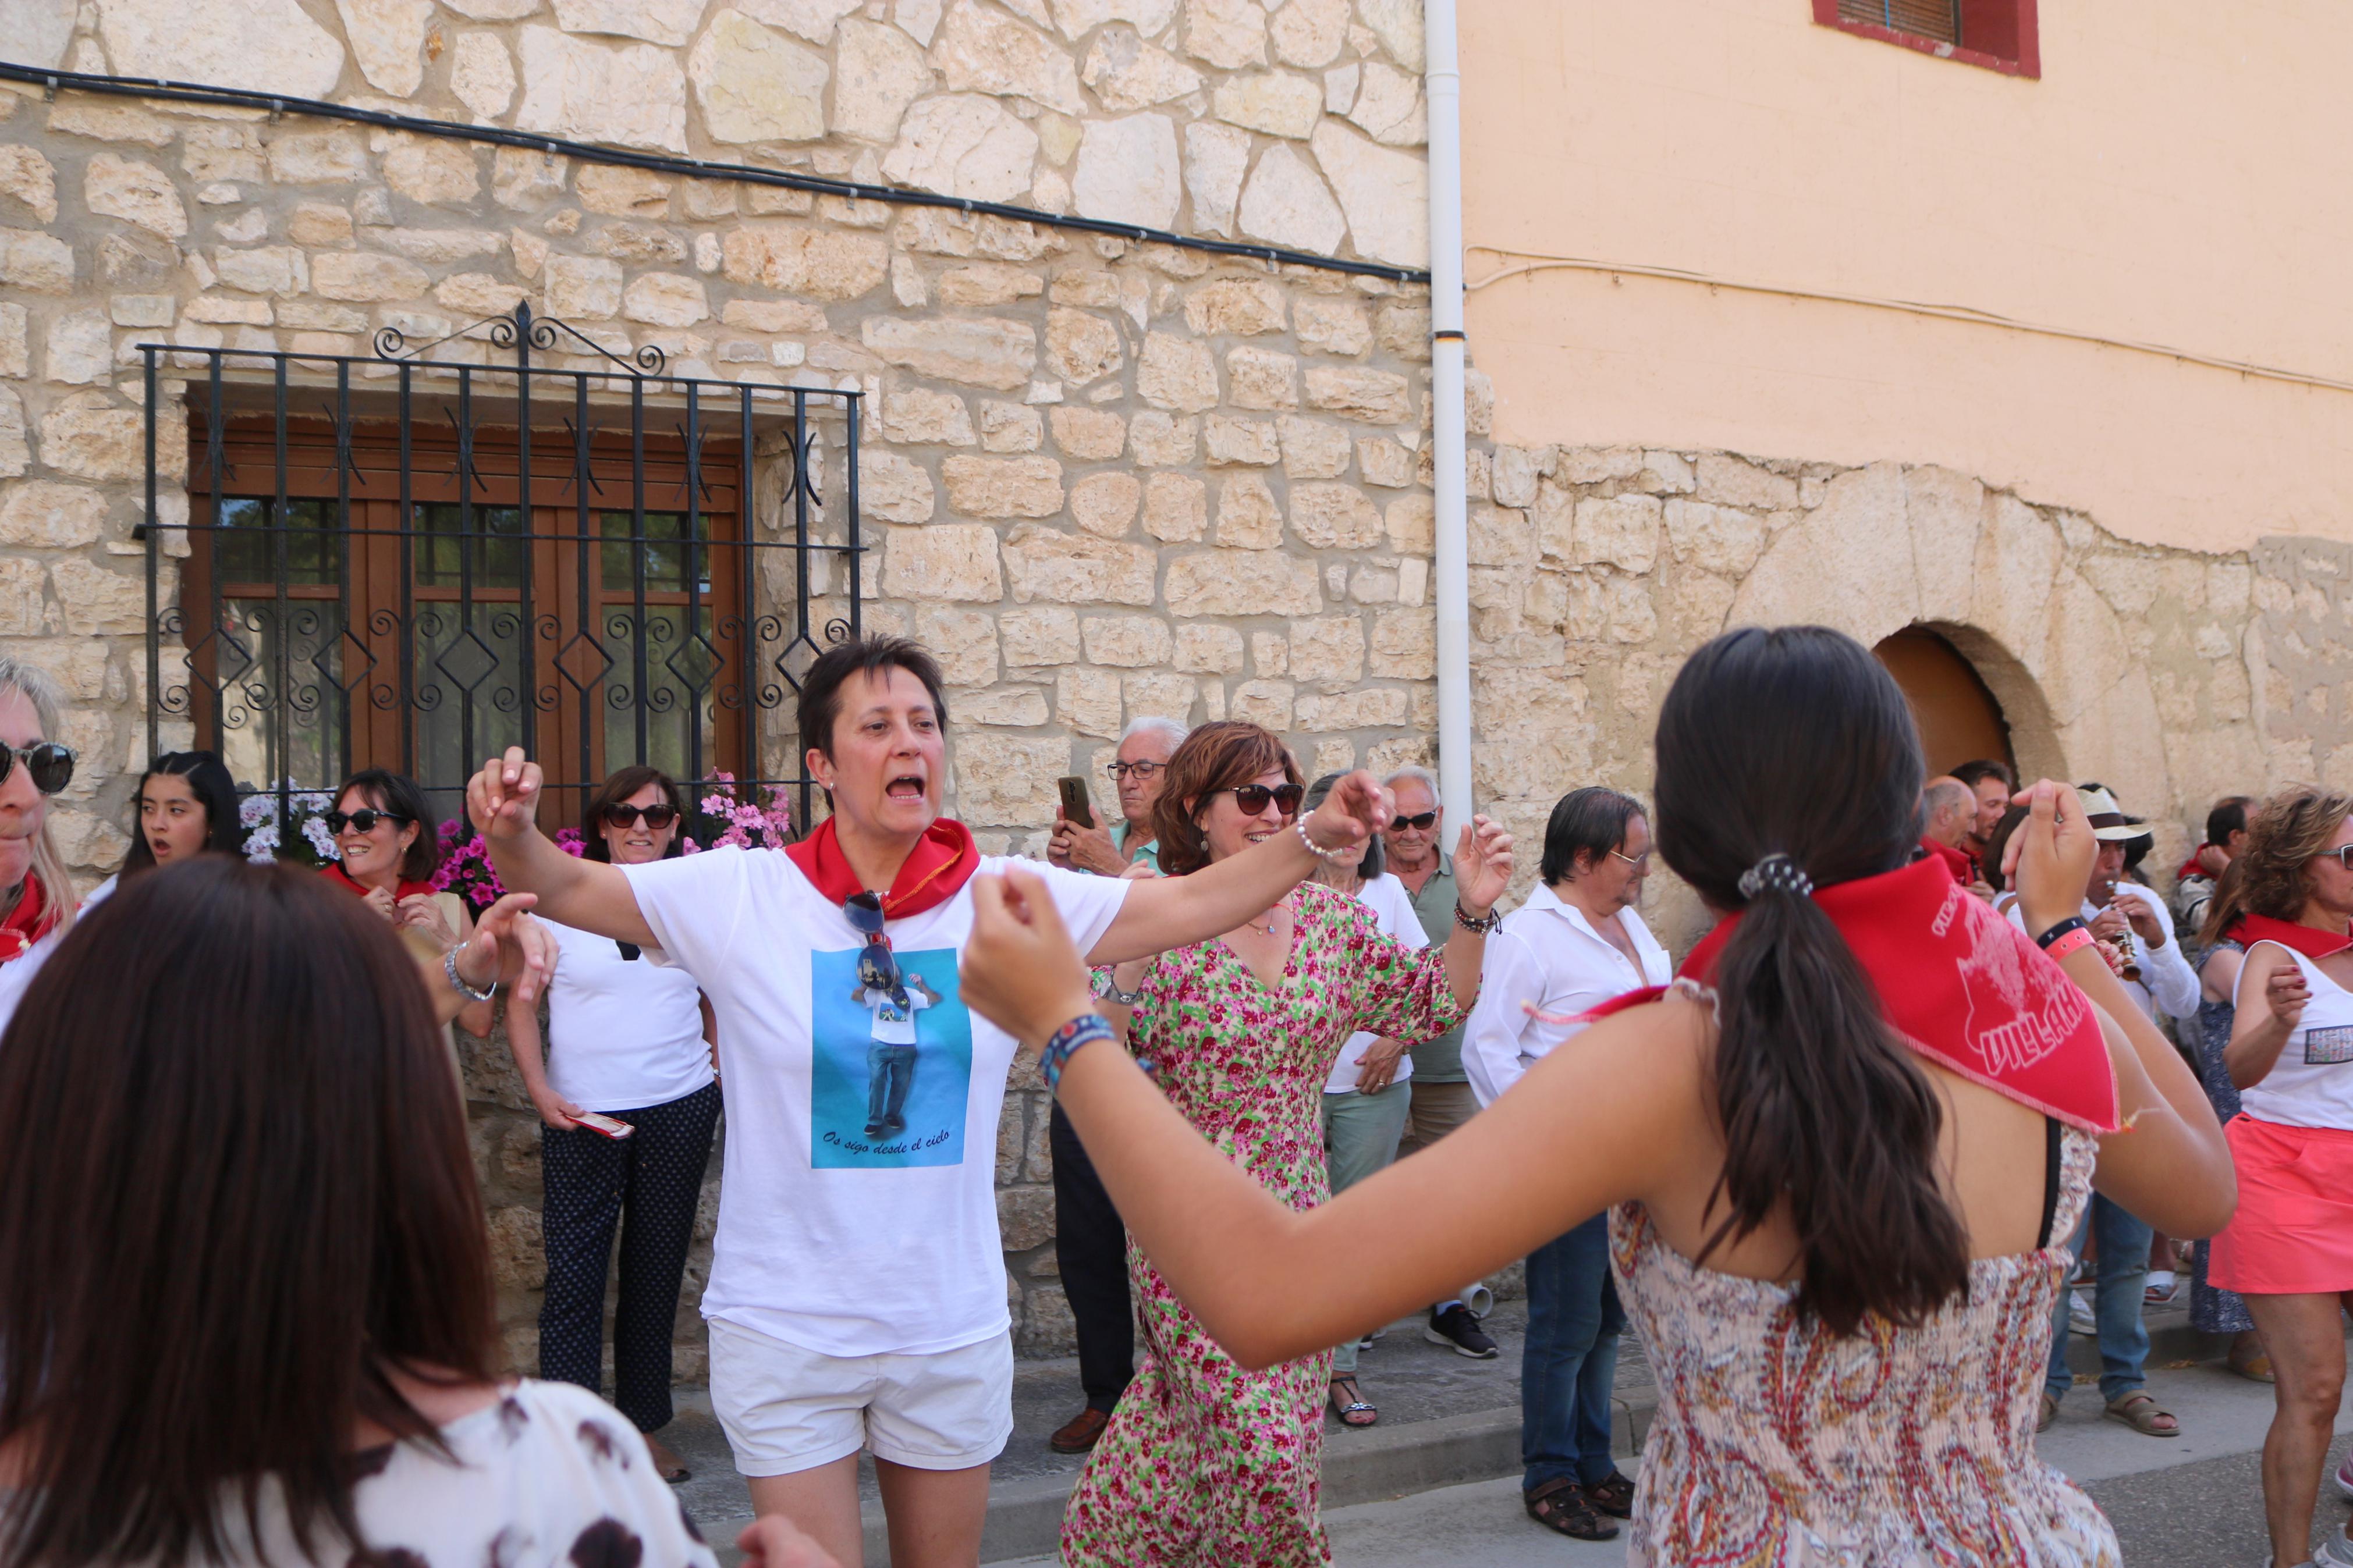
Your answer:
[1049,716,1186,878]
[0,655,80,1033]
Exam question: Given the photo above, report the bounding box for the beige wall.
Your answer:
[1459,0,2353,555]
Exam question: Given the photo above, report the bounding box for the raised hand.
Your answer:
[467,746,545,842]
[2004,780,2096,936]
[1453,813,1515,916]
[457,891,555,1010]
[1303,769,1392,856]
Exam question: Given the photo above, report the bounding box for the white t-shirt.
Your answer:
[1323,873,1428,1094]
[621,846,1128,1357]
[541,916,714,1113]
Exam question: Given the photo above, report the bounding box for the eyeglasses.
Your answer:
[602,802,680,830]
[2316,847,2353,871]
[325,808,413,835]
[1108,760,1165,781]
[0,742,74,797]
[1388,811,1438,831]
[1216,783,1304,817]
[844,890,900,994]
[1611,849,1651,869]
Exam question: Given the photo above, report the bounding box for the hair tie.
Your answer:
[1738,854,1814,901]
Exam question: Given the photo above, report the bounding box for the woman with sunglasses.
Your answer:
[1064,721,1511,1568]
[2203,787,2353,1568]
[504,766,719,1484]
[0,655,79,1036]
[321,769,492,1040]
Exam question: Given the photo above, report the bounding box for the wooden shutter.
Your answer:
[1837,0,1959,44]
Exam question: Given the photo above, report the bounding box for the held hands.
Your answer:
[467,746,545,842]
[2004,780,2098,936]
[1300,770,1391,859]
[1453,815,1515,917]
[962,866,1096,1047]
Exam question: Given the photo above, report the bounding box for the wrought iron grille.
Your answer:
[140,303,863,835]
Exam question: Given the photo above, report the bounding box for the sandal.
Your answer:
[2102,1392,2180,1437]
[1327,1374,1378,1429]
[1525,1478,1619,1541]
[2228,1347,2276,1384]
[2036,1392,2060,1434]
[1585,1470,1637,1519]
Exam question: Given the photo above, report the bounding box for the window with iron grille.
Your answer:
[143,305,864,831]
[1814,0,2039,77]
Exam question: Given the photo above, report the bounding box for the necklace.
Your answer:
[1244,898,1290,937]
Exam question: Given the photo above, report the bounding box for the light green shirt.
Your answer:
[1110,820,1160,873]
[1399,855,1467,1081]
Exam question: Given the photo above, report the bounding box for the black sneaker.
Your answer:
[1424,1303,1497,1359]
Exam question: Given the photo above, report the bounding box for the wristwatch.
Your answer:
[1089,967,1143,1007]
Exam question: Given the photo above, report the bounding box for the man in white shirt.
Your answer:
[467,634,1407,1567]
[2007,784,2195,1442]
[1463,789,1671,1542]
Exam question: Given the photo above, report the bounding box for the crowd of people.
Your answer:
[0,620,2349,1567]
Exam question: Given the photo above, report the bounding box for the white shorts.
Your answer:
[707,1317,1014,1477]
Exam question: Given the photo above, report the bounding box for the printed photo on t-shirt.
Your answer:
[808,945,973,1168]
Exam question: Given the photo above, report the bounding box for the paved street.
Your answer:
[986,1364,2352,1566]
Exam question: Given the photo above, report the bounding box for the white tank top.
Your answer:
[2238,943,2353,1130]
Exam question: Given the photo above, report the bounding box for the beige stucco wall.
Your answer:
[1458,0,2353,556]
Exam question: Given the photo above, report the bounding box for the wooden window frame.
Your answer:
[1813,0,2040,79]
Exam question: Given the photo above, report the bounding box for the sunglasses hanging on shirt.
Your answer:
[844,890,903,998]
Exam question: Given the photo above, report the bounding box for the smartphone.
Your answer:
[574,1111,637,1140]
[1057,775,1096,829]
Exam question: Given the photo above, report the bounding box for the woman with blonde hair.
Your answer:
[0,653,79,1034]
[2205,785,2353,1568]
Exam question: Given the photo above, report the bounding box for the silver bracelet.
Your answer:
[444,945,497,1003]
[1293,818,1356,864]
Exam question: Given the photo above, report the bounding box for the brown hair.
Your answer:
[0,858,498,1568]
[581,765,691,862]
[2201,784,2353,943]
[1150,720,1303,877]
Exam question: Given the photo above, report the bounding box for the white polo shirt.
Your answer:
[1464,883,1672,1107]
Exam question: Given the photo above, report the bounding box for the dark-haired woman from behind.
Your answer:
[963,625,2235,1565]
[505,766,720,1485]
[0,858,815,1567]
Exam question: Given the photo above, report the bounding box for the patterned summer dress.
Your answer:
[2188,939,2256,1335]
[1610,1125,2121,1566]
[1059,880,1466,1568]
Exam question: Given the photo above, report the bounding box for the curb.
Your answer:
[925,1314,2232,1565]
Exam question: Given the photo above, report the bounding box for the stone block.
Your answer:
[882,93,1039,204]
[1142,472,1207,542]
[1213,472,1283,548]
[1172,623,1244,674]
[858,449,937,523]
[1662,498,1765,578]
[1225,346,1298,411]
[1081,614,1172,668]
[1555,493,1660,574]
[1183,0,1265,67]
[1276,417,1351,480]
[882,522,1002,600]
[84,154,187,239]
[1250,630,1289,675]
[0,481,105,548]
[99,0,345,98]
[1295,297,1370,357]
[943,454,1064,518]
[0,557,39,632]
[1137,332,1220,413]
[1049,406,1126,461]
[939,265,1046,308]
[49,557,143,634]
[1289,482,1382,549]
[1383,493,1433,557]
[1003,525,1158,605]
[1182,279,1286,339]
[0,303,22,378]
[1182,120,1251,237]
[1287,614,1364,682]
[36,392,143,481]
[453,31,520,119]
[1212,71,1322,138]
[620,272,709,326]
[1128,411,1198,467]
[1467,504,1535,567]
[1204,415,1279,468]
[540,253,621,317]
[1296,687,1404,731]
[1229,677,1293,730]
[1696,452,1797,511]
[1271,0,1347,65]
[832,18,932,143]
[1081,27,1201,112]
[690,9,829,143]
[1069,471,1141,537]
[0,147,56,225]
[1072,113,1183,229]
[1056,665,1124,738]
[313,250,431,302]
[1304,366,1410,425]
[935,0,1086,113]
[1001,604,1080,664]
[1236,143,1343,255]
[864,316,1037,390]
[1165,549,1319,617]
[963,688,1050,726]
[1368,605,1434,679]
[952,731,1067,825]
[265,129,370,186]
[1120,670,1194,721]
[1635,449,1694,495]
[883,388,978,447]
[917,605,999,687]
[515,24,691,154]
[0,229,73,294]
[1045,308,1123,385]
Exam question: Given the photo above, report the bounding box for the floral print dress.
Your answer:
[1059,880,1467,1568]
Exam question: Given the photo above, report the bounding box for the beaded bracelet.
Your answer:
[1294,818,1357,864]
[1041,1012,1119,1091]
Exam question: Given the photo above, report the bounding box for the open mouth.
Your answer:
[885,773,926,803]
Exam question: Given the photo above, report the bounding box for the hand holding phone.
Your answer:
[1056,776,1096,830]
[574,1111,637,1140]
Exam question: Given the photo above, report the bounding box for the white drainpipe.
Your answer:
[1424,0,1474,821]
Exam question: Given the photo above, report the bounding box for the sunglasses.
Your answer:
[0,742,74,797]
[1216,783,1304,817]
[602,802,680,830]
[2316,846,2353,871]
[1388,811,1438,831]
[1108,760,1165,781]
[325,808,413,835]
[844,890,900,993]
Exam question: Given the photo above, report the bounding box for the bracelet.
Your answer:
[1293,819,1357,864]
[444,945,498,1004]
[2042,926,2096,963]
[1041,1012,1118,1091]
[2034,916,2088,950]
[1453,902,1502,935]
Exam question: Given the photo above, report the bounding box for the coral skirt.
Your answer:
[2209,1115,2353,1296]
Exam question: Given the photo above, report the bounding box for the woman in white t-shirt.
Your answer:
[1304,771,1423,1430]
[506,766,718,1485]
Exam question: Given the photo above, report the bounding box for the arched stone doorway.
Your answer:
[1873,627,2013,774]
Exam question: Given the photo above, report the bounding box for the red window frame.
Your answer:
[1812,0,2040,79]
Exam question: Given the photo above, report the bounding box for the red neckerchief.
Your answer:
[2177,855,2210,883]
[0,872,54,962]
[318,862,438,902]
[2228,912,2353,961]
[786,816,980,920]
[1578,856,2120,1133]
[1921,838,1973,885]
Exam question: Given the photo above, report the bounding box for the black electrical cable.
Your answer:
[0,61,1432,285]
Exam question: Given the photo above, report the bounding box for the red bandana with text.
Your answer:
[318,862,438,902]
[2227,912,2353,962]
[786,816,981,920]
[0,872,54,962]
[1584,856,2120,1133]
